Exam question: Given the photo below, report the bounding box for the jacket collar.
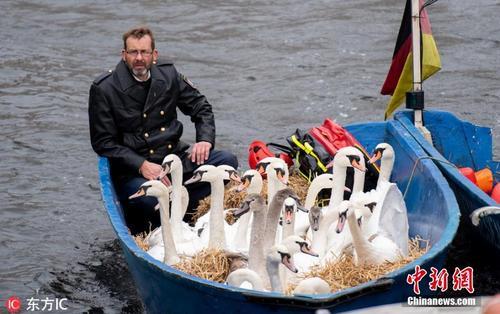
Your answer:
[115,60,166,112]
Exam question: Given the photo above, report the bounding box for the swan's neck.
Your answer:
[248,210,267,281]
[228,270,264,291]
[330,165,347,208]
[248,178,263,195]
[267,181,277,206]
[233,212,252,250]
[312,208,338,258]
[266,259,282,292]
[282,213,295,240]
[158,196,179,265]
[347,212,371,260]
[352,168,365,195]
[208,180,226,249]
[234,179,263,250]
[378,157,393,185]
[305,183,324,209]
[170,168,185,238]
[267,171,286,204]
[263,197,284,253]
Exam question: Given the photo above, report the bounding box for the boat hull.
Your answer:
[98,119,460,313]
[395,110,500,252]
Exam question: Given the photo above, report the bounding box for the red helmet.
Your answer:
[248,140,293,170]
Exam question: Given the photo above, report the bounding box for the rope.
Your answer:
[403,156,457,199]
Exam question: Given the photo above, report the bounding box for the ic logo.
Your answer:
[5,295,21,313]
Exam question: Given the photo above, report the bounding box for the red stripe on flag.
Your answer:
[381,36,412,95]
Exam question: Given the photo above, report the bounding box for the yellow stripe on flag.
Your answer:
[385,33,441,119]
[384,33,441,119]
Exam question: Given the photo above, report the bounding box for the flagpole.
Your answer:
[408,0,433,143]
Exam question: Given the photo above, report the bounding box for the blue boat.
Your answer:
[395,110,500,252]
[97,119,460,313]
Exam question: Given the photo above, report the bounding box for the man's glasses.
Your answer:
[126,50,153,57]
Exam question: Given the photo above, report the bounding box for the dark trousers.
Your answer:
[114,150,238,235]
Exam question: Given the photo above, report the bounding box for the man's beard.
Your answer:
[128,61,151,78]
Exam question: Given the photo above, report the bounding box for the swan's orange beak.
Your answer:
[336,210,347,233]
[159,160,173,180]
[233,201,251,219]
[299,242,319,257]
[280,252,298,273]
[129,188,146,199]
[368,151,382,165]
[184,172,202,185]
[229,171,242,183]
[325,160,334,169]
[236,177,250,192]
[255,162,267,175]
[284,208,294,224]
[276,169,288,185]
[351,159,366,172]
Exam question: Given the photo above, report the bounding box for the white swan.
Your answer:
[281,197,298,240]
[369,143,395,185]
[337,196,402,266]
[217,164,242,183]
[296,174,335,237]
[225,234,320,293]
[159,154,188,235]
[192,164,241,232]
[231,169,263,252]
[226,268,265,291]
[139,154,194,249]
[256,157,289,206]
[225,236,310,292]
[267,236,320,293]
[365,143,409,256]
[262,188,303,254]
[312,201,351,260]
[318,147,367,262]
[129,181,180,265]
[293,277,331,295]
[308,205,322,233]
[186,164,245,251]
[184,165,227,249]
[232,193,268,281]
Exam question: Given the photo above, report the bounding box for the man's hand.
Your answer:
[190,141,212,165]
[139,160,164,181]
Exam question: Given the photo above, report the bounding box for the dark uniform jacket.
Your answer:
[89,60,215,178]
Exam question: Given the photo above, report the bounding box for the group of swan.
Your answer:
[227,192,328,294]
[130,155,242,263]
[129,143,410,295]
[327,144,409,265]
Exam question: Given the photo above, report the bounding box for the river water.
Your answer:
[0,0,499,313]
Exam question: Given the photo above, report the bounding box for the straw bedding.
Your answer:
[285,236,429,295]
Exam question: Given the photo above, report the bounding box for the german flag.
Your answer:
[381,0,441,119]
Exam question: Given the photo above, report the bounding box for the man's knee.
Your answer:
[211,150,238,169]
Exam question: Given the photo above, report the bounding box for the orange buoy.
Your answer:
[483,294,500,314]
[458,167,477,184]
[491,183,500,203]
[475,168,494,194]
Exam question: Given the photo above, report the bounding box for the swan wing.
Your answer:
[145,227,163,247]
[377,184,409,256]
[146,245,164,262]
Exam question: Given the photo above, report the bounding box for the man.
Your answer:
[89,27,238,234]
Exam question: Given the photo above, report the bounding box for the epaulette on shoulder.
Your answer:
[155,59,174,66]
[93,69,113,85]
